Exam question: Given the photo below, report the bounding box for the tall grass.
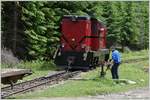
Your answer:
[122,49,148,60]
[16,60,59,82]
[13,59,149,98]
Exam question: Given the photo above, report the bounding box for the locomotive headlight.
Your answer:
[72,38,75,41]
[100,28,104,31]
[62,43,65,48]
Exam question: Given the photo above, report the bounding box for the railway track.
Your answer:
[1,71,81,99]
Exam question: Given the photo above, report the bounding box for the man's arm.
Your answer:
[112,52,116,63]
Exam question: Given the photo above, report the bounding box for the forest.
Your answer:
[1,1,149,60]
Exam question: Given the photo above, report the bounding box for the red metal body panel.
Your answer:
[99,27,107,48]
[54,16,109,69]
[90,20,99,51]
[61,18,91,52]
[90,20,107,51]
[60,16,107,52]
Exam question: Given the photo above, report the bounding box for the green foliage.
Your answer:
[20,2,69,59]
[2,1,149,60]
[100,1,149,50]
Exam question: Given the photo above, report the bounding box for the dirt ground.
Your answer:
[39,87,149,100]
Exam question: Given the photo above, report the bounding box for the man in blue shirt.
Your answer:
[111,47,121,79]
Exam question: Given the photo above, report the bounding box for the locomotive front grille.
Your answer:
[54,51,93,69]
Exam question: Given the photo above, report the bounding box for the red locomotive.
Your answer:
[54,15,109,70]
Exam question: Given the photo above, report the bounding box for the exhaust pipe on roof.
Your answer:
[71,16,78,21]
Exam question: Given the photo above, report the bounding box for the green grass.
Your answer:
[3,50,149,98]
[17,60,59,81]
[13,59,149,99]
[18,60,58,70]
[2,49,148,82]
[1,60,59,83]
[121,49,149,60]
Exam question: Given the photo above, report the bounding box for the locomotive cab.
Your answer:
[54,15,109,70]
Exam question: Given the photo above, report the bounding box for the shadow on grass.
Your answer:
[70,76,113,82]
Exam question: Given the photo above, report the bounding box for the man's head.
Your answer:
[110,46,116,52]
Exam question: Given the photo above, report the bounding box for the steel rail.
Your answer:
[1,71,80,99]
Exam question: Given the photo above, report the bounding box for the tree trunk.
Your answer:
[13,2,17,55]
[121,40,124,52]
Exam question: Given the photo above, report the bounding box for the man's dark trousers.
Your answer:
[111,63,120,79]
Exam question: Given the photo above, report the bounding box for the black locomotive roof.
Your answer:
[62,15,106,27]
[63,15,90,20]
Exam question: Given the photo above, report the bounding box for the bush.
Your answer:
[18,60,58,71]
